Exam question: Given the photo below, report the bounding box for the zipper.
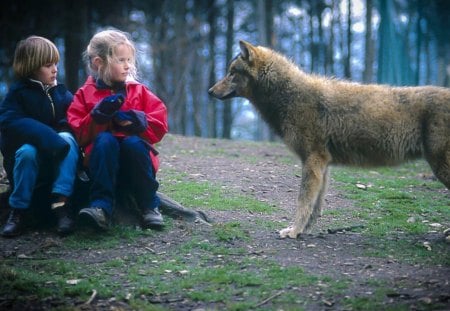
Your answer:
[45,87,56,119]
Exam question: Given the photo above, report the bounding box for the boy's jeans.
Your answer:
[88,132,160,216]
[9,132,79,209]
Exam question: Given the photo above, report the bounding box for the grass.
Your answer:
[0,140,449,310]
[330,160,449,238]
[160,170,277,213]
[328,160,449,268]
[0,243,328,310]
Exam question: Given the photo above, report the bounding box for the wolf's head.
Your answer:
[208,40,268,101]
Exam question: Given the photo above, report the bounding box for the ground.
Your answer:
[0,134,449,310]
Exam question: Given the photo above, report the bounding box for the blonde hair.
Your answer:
[13,36,60,79]
[84,29,137,85]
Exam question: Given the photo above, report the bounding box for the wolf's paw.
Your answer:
[279,226,300,239]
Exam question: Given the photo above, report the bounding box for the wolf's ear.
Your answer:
[239,40,255,63]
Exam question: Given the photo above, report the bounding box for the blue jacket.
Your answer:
[0,79,73,176]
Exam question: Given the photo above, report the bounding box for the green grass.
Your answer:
[62,224,159,250]
[0,244,330,310]
[160,170,277,213]
[1,142,448,310]
[327,160,449,268]
[213,221,251,242]
[330,160,449,238]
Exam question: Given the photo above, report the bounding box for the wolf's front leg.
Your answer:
[279,154,330,238]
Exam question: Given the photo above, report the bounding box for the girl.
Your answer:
[68,29,168,231]
[0,36,79,236]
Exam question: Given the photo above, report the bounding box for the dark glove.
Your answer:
[113,110,148,134]
[91,94,124,124]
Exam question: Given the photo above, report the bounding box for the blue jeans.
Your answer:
[88,132,159,216]
[9,132,79,209]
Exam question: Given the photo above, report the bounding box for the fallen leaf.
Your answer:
[66,279,82,285]
[429,223,442,228]
[407,217,415,223]
[355,183,367,190]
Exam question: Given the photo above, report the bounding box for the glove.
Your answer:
[113,110,148,134]
[91,94,124,124]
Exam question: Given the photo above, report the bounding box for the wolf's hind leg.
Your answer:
[279,153,330,238]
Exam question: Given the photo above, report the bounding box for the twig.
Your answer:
[84,289,97,305]
[327,225,365,234]
[255,290,284,308]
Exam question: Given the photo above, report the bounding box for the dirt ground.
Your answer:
[1,134,449,310]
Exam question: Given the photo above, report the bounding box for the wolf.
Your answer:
[208,40,450,239]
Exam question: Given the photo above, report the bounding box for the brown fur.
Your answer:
[209,40,450,238]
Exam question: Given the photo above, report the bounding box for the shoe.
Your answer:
[1,209,25,237]
[79,207,110,230]
[142,207,164,229]
[51,196,74,235]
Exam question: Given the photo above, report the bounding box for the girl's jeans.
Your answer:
[88,132,160,216]
[9,132,79,209]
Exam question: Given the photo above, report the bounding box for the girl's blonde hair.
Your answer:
[13,36,60,79]
[84,29,137,85]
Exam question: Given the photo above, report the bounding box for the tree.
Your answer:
[363,0,374,83]
[222,0,235,139]
[255,0,274,141]
[344,0,352,79]
[64,0,88,93]
[377,0,414,85]
[207,0,218,138]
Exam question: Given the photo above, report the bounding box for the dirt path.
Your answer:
[0,134,449,310]
[157,135,450,309]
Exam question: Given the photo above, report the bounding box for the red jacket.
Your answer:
[67,76,168,171]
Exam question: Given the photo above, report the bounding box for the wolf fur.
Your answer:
[208,40,450,239]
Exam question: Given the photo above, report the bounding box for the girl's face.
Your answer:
[33,62,57,86]
[109,44,133,83]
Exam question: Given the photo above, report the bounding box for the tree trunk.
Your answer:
[363,0,374,83]
[344,0,352,79]
[256,0,274,141]
[222,0,234,139]
[208,0,218,138]
[64,0,88,93]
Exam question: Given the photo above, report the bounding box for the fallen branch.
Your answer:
[84,289,97,305]
[327,225,365,234]
[255,290,284,308]
[158,192,211,225]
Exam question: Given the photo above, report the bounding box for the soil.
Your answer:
[0,134,449,310]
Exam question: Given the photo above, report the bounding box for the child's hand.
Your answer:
[91,94,124,124]
[113,110,148,134]
[96,94,124,115]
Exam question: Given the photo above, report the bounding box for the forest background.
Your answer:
[1,0,449,141]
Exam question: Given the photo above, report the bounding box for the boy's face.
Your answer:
[110,44,133,83]
[33,63,57,86]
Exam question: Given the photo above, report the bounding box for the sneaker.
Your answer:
[51,195,74,235]
[79,207,110,230]
[1,209,25,237]
[142,207,164,229]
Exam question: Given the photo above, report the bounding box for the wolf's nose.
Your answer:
[207,87,213,95]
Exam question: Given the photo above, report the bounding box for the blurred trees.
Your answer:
[1,0,449,140]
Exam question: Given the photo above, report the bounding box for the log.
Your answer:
[157,192,211,225]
